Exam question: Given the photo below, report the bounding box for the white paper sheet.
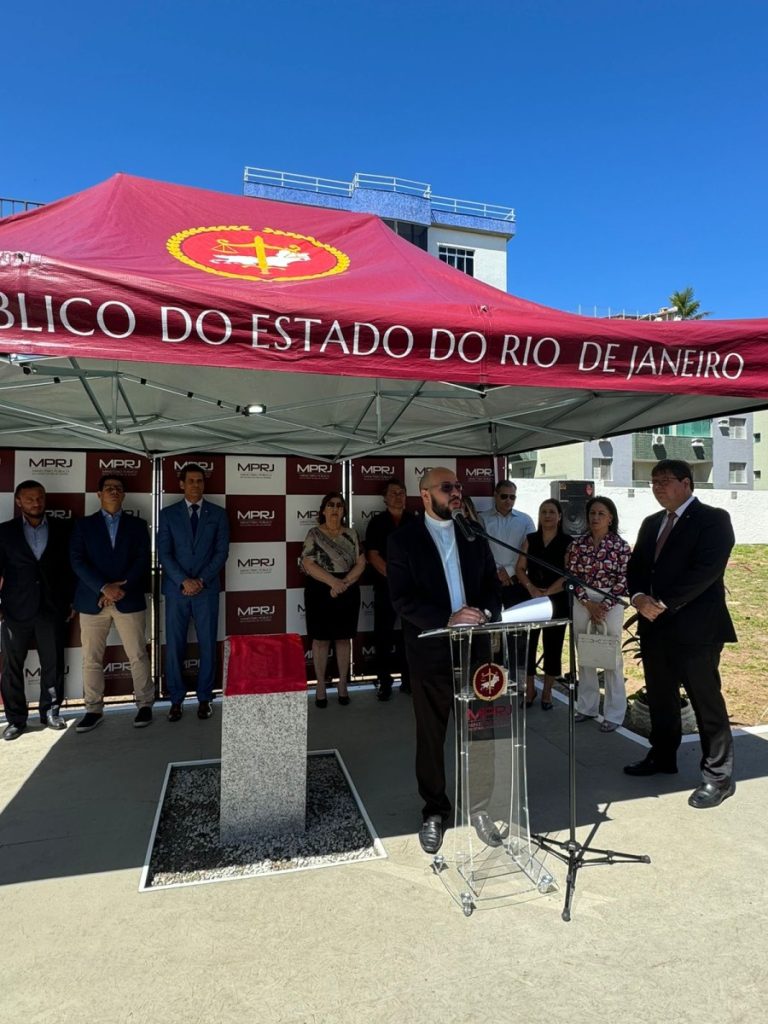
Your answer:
[499,596,553,624]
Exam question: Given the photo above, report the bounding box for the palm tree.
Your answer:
[668,287,710,320]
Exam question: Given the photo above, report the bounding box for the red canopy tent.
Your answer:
[0,174,765,458]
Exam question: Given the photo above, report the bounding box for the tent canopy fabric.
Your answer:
[0,174,765,458]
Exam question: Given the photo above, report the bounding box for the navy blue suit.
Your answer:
[70,512,150,613]
[157,499,230,703]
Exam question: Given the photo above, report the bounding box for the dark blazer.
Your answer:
[0,516,73,621]
[388,517,502,663]
[70,511,151,614]
[627,497,736,646]
[157,498,230,595]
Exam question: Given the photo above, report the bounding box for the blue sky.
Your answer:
[4,0,766,318]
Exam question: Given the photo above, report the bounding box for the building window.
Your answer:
[754,433,762,443]
[438,244,475,276]
[592,457,613,481]
[755,470,762,480]
[668,420,712,438]
[382,219,428,251]
[728,417,747,439]
[729,462,747,484]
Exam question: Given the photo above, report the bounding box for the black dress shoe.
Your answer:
[338,693,351,706]
[314,697,328,709]
[688,781,735,809]
[3,723,25,741]
[197,701,214,720]
[470,811,503,847]
[167,703,183,722]
[624,756,678,776]
[418,816,444,854]
[46,708,67,730]
[377,681,392,702]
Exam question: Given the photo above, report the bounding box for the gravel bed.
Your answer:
[144,753,382,889]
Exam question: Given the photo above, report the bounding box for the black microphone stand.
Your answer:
[462,515,650,922]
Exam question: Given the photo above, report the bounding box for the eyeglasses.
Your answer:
[325,501,344,509]
[432,482,463,495]
[498,493,516,501]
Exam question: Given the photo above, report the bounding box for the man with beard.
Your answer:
[0,480,74,740]
[388,467,501,854]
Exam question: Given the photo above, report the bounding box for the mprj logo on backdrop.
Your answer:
[226,591,286,635]
[227,495,285,543]
[167,226,350,283]
[286,457,342,494]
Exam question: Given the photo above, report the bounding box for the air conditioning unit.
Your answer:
[652,434,665,445]
[717,417,730,427]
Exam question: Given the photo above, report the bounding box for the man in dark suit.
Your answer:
[157,463,230,721]
[70,475,153,733]
[388,467,502,853]
[365,478,413,701]
[625,459,737,809]
[0,480,74,740]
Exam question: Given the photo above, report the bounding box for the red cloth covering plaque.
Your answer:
[224,634,306,696]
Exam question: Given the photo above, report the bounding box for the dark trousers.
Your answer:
[372,585,410,686]
[164,588,220,703]
[409,642,455,821]
[1,614,65,727]
[407,634,494,822]
[641,638,733,784]
[526,623,568,677]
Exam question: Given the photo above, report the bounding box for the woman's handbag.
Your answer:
[577,620,621,670]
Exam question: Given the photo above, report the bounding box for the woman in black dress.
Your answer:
[515,499,571,710]
[301,492,366,707]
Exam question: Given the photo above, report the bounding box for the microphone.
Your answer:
[451,508,477,542]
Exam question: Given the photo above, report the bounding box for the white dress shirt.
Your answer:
[479,507,535,574]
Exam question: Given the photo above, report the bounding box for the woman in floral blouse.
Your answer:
[565,496,631,732]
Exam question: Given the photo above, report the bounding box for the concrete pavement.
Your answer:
[2,690,767,1024]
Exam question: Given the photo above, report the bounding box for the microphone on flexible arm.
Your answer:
[451,508,477,542]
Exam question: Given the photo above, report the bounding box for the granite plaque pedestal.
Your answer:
[219,633,307,844]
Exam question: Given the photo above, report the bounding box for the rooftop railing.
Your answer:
[244,167,353,197]
[0,197,44,219]
[244,167,515,221]
[431,193,516,222]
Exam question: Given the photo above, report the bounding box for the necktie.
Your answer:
[190,503,200,537]
[654,512,676,561]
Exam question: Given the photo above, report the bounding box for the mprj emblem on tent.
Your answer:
[472,663,507,701]
[167,225,350,283]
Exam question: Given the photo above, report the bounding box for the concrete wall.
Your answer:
[509,479,768,547]
[754,410,768,490]
[427,226,507,291]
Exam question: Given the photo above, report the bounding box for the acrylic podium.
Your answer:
[419,619,566,916]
